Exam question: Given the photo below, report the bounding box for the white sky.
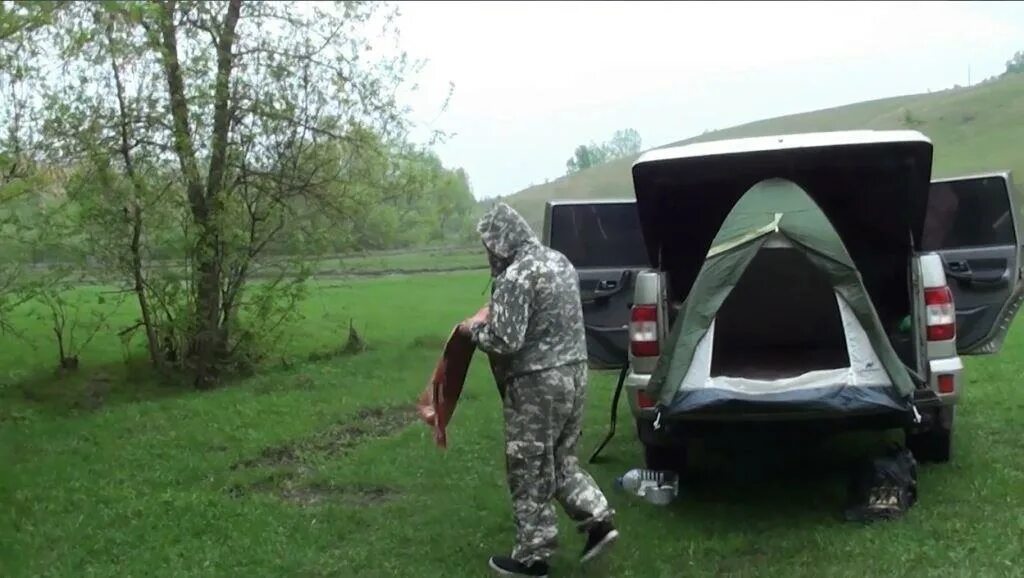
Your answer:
[394,1,1024,199]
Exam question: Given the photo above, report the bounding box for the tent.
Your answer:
[647,178,916,416]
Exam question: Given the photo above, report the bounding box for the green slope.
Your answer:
[505,74,1024,231]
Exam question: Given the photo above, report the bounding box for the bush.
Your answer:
[901,108,925,127]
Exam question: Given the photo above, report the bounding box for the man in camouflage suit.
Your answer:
[461,202,618,577]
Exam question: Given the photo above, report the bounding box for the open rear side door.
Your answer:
[543,200,649,368]
[922,172,1023,354]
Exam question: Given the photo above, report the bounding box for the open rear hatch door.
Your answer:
[923,172,1023,354]
[543,200,649,368]
[631,131,934,336]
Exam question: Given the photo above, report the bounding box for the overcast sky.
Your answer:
[393,1,1024,199]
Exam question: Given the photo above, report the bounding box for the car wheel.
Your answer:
[906,408,954,463]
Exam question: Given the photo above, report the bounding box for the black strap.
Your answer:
[588,364,629,464]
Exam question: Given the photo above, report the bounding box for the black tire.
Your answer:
[906,407,954,463]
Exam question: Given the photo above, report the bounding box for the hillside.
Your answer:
[504,74,1024,231]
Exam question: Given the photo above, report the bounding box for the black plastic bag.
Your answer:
[843,445,918,523]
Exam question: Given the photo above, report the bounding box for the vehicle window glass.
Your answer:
[548,202,649,268]
[922,177,1016,250]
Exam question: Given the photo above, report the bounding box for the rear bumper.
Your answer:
[626,357,962,424]
[636,407,915,447]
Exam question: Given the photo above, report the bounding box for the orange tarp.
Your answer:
[417,325,477,448]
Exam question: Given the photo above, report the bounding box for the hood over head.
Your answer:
[477,202,538,263]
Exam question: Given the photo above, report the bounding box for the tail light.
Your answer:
[924,286,956,342]
[937,374,955,394]
[630,304,659,357]
[636,390,657,409]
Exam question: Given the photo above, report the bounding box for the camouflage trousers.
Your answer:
[502,362,614,564]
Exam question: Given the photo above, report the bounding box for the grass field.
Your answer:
[309,246,486,277]
[504,74,1024,231]
[2,268,1024,577]
[27,246,488,286]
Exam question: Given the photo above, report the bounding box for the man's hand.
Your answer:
[469,305,489,325]
[458,305,489,336]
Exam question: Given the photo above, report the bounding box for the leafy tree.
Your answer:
[565,129,642,174]
[341,144,475,250]
[385,148,475,244]
[6,0,422,387]
[435,168,475,240]
[32,285,126,371]
[0,3,56,334]
[605,128,643,158]
[565,144,609,174]
[1007,51,1024,75]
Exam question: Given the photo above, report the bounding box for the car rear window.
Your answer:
[921,176,1016,250]
[547,202,650,269]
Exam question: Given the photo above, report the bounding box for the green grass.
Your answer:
[309,246,486,276]
[42,247,488,286]
[3,270,1024,577]
[505,74,1024,231]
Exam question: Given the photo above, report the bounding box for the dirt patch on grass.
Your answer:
[234,405,416,470]
[229,405,413,508]
[230,474,399,508]
[280,482,398,508]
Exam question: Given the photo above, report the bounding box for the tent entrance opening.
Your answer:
[711,245,850,380]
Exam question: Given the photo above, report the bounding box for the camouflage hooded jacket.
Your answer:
[469,203,588,378]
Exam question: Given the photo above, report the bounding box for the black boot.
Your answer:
[488,555,550,577]
[581,520,619,563]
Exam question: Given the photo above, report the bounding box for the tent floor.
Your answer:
[711,346,850,380]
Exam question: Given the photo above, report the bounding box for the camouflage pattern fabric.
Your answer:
[488,352,512,400]
[469,203,588,377]
[504,363,614,564]
[468,203,612,564]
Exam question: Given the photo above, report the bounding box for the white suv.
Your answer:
[543,131,1022,467]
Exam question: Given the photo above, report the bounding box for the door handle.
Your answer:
[597,279,618,291]
[585,324,629,333]
[946,261,969,273]
[966,271,1010,287]
[946,267,1010,289]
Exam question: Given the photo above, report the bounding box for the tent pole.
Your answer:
[588,364,629,464]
